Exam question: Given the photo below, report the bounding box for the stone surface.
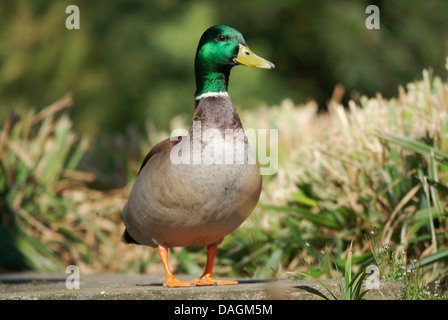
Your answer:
[0,272,404,300]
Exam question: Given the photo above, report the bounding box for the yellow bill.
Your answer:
[234,43,275,70]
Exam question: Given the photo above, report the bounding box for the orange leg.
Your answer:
[190,244,238,286]
[158,245,192,288]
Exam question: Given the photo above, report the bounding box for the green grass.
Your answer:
[0,94,123,272]
[366,229,406,282]
[1,65,447,300]
[367,228,448,300]
[211,67,448,296]
[294,242,369,300]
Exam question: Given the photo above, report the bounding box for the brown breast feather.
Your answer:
[137,136,183,175]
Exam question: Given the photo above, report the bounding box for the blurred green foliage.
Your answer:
[0,0,447,136]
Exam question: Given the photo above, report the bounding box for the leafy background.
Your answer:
[1,0,448,298]
[1,0,447,135]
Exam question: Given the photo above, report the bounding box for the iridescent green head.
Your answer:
[194,25,275,98]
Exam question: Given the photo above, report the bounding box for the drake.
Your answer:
[121,25,274,288]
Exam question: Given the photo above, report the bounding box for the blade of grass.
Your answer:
[421,177,438,255]
[261,204,342,230]
[377,132,448,163]
[294,272,338,300]
[419,250,448,267]
[344,242,353,299]
[428,150,444,223]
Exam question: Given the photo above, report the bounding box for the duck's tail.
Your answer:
[121,228,140,245]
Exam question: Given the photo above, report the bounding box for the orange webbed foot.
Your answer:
[163,277,195,288]
[190,275,238,286]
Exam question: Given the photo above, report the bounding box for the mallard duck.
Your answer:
[121,25,274,288]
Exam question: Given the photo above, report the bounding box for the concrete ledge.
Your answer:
[0,272,404,300]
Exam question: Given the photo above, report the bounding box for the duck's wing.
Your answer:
[122,135,184,245]
[137,136,183,175]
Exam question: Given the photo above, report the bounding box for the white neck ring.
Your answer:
[195,91,229,100]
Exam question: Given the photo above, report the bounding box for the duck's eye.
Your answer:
[216,34,227,42]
